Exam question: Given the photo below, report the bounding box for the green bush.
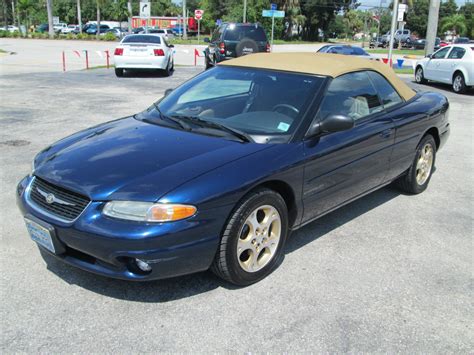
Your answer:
[103,32,117,41]
[11,31,20,38]
[66,33,75,40]
[76,32,89,40]
[0,30,7,38]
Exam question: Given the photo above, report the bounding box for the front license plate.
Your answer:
[24,218,55,253]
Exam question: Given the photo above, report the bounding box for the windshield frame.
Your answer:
[148,66,328,144]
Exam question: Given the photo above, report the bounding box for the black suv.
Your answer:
[203,23,270,69]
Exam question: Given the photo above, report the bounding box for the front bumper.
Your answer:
[16,175,229,281]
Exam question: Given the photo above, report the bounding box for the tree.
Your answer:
[46,0,54,38]
[110,0,129,27]
[459,2,474,38]
[406,0,430,37]
[441,14,467,36]
[17,0,38,29]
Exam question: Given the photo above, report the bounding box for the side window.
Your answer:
[318,72,383,121]
[432,47,450,59]
[211,26,223,41]
[447,47,466,59]
[367,71,403,109]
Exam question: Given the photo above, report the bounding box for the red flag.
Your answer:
[194,48,200,57]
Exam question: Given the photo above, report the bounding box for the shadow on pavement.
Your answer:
[40,185,401,302]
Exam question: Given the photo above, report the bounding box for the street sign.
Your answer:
[140,1,150,18]
[262,10,285,18]
[53,16,59,25]
[271,3,277,10]
[397,4,407,22]
[194,9,204,20]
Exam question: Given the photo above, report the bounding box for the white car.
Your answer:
[113,34,175,77]
[53,23,68,33]
[61,25,79,34]
[0,25,19,32]
[415,44,474,93]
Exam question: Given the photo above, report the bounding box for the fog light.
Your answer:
[135,258,152,272]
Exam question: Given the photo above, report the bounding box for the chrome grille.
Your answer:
[29,177,90,221]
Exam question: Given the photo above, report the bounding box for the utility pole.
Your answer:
[11,0,15,26]
[46,0,54,38]
[127,0,132,34]
[387,0,399,66]
[425,0,440,56]
[243,0,247,23]
[77,0,82,33]
[182,0,187,39]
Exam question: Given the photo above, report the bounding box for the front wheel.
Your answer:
[452,72,467,94]
[211,188,289,286]
[395,134,436,194]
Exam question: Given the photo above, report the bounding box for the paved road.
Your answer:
[0,67,472,352]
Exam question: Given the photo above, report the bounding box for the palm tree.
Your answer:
[77,0,82,33]
[441,14,467,37]
[111,0,130,29]
[46,0,54,38]
[17,0,36,30]
[282,0,306,39]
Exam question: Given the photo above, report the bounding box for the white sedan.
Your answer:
[415,44,474,93]
[113,34,175,77]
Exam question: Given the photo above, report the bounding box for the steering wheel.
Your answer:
[272,104,299,117]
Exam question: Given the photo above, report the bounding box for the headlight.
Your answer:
[102,201,197,222]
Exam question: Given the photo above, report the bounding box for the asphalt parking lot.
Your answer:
[1,67,472,352]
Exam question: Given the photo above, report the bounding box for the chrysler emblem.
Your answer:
[45,193,55,204]
[36,187,75,206]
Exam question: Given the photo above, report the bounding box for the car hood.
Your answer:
[34,117,269,201]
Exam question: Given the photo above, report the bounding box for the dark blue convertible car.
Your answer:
[17,53,450,285]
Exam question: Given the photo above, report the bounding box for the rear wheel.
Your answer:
[211,188,288,286]
[395,134,436,194]
[415,66,426,84]
[115,68,124,77]
[452,72,467,94]
[162,59,172,77]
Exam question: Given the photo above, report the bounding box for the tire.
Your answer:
[235,38,259,57]
[211,188,289,286]
[115,68,124,77]
[415,66,426,84]
[162,59,172,77]
[395,134,436,194]
[452,72,467,94]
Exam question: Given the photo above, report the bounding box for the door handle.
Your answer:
[380,129,392,138]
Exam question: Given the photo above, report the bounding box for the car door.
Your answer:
[425,47,451,82]
[301,71,395,223]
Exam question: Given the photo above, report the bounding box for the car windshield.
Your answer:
[224,25,267,42]
[138,66,325,143]
[123,35,161,44]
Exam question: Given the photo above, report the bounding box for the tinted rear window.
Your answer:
[224,25,267,42]
[123,35,161,44]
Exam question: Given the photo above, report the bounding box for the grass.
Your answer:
[0,48,6,53]
[394,68,414,74]
[368,48,424,56]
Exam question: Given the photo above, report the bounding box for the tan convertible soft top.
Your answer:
[220,52,416,101]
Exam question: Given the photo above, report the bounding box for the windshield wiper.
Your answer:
[152,103,191,131]
[170,115,253,143]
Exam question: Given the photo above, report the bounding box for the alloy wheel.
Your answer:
[416,143,434,185]
[237,205,281,273]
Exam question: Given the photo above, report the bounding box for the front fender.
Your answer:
[159,143,306,223]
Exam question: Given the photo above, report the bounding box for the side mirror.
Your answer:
[425,53,432,58]
[168,44,174,48]
[307,114,354,137]
[203,37,210,43]
[164,88,173,96]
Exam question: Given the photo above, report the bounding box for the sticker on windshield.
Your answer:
[277,122,290,132]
